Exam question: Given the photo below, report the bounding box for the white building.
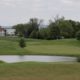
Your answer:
[0,26,15,36]
[0,26,5,36]
[6,29,15,36]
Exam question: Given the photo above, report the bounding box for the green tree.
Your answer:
[76,31,80,40]
[29,30,38,38]
[19,38,26,48]
[68,20,80,38]
[39,28,48,39]
[13,18,43,38]
[47,22,61,40]
[54,17,74,38]
[13,24,25,37]
[29,18,43,38]
[59,20,73,38]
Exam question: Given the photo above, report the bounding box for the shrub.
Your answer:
[19,38,26,48]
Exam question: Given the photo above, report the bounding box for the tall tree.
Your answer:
[29,18,43,38]
[13,24,24,37]
[47,22,61,40]
[59,20,74,38]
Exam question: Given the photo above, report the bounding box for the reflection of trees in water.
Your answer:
[19,55,24,62]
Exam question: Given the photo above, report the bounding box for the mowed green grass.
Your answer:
[0,62,80,80]
[0,37,80,56]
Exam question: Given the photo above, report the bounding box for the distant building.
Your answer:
[6,28,15,36]
[0,26,16,36]
[0,26,5,36]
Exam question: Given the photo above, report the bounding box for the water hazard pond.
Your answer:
[0,55,77,63]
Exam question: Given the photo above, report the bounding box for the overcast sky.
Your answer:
[0,0,80,26]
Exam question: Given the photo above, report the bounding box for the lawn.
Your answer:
[0,37,80,56]
[0,62,80,80]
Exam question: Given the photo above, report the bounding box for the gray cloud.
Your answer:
[0,0,80,26]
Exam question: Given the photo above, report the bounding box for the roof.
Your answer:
[0,26,5,32]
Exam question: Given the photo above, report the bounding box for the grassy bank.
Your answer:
[0,62,80,80]
[0,37,80,56]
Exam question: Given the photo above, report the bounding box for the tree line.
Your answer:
[13,17,80,40]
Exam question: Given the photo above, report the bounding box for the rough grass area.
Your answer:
[0,37,80,56]
[0,62,80,80]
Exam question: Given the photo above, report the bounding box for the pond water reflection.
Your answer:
[0,55,77,63]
